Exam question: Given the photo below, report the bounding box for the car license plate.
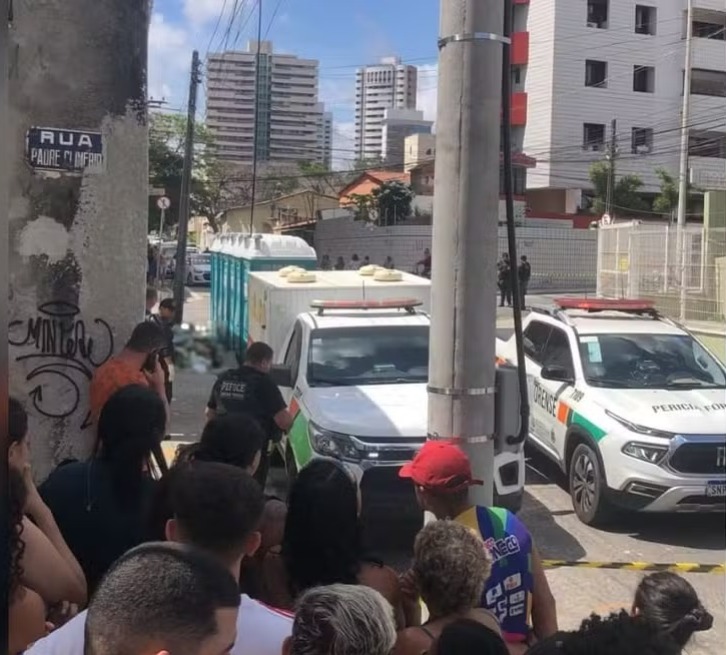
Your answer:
[706,481,726,497]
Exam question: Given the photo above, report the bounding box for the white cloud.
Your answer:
[417,63,438,126]
[148,12,191,104]
[183,0,231,25]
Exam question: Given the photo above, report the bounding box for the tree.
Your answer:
[589,161,648,217]
[345,181,414,226]
[652,167,699,218]
[373,180,414,226]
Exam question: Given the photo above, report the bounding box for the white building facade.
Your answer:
[355,57,418,161]
[522,0,726,208]
[206,41,325,165]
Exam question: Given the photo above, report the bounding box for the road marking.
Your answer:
[542,560,725,574]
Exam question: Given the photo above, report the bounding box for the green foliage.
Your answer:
[652,167,700,217]
[589,161,648,216]
[346,181,414,225]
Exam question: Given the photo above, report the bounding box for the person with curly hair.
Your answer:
[526,611,682,655]
[632,571,713,649]
[8,466,48,654]
[393,521,503,655]
[9,398,87,608]
[260,459,405,626]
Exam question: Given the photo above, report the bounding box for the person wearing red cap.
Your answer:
[399,440,558,653]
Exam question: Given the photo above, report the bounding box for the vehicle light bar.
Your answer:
[555,298,655,313]
[310,298,423,315]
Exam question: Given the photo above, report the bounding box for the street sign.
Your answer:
[26,127,104,174]
[149,187,166,196]
[601,213,612,225]
[157,196,171,210]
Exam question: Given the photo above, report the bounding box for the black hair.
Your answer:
[97,385,166,509]
[126,321,166,353]
[634,572,713,648]
[245,341,274,365]
[9,397,28,444]
[169,461,264,559]
[433,619,508,655]
[84,542,241,655]
[176,414,265,471]
[159,298,176,311]
[521,255,528,261]
[527,612,682,655]
[282,459,365,597]
[8,467,28,600]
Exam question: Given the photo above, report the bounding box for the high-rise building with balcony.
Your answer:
[206,41,323,165]
[355,57,418,161]
[520,0,726,211]
[315,103,333,169]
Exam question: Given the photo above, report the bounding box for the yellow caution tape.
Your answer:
[542,560,725,574]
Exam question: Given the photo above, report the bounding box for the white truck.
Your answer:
[496,298,726,525]
[247,269,526,515]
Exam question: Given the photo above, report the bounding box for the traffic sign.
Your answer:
[157,196,171,210]
[601,213,612,225]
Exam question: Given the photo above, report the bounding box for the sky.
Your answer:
[149,0,441,167]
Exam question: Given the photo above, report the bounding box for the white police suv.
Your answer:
[497,298,726,526]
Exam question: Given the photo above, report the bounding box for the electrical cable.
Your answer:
[501,0,530,450]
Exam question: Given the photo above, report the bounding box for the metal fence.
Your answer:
[597,223,726,327]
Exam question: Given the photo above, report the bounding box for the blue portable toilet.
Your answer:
[236,234,317,354]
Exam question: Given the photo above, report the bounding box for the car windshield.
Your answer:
[579,333,726,389]
[308,325,429,387]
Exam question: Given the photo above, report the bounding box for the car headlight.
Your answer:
[605,410,674,439]
[622,442,669,464]
[308,422,360,461]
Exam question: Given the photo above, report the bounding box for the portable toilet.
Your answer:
[232,234,317,354]
[218,233,239,347]
[209,234,225,333]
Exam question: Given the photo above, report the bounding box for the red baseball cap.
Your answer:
[399,440,483,493]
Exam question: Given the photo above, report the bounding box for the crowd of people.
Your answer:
[8,316,715,655]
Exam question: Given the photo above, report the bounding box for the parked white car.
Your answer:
[186,252,210,285]
[497,298,726,525]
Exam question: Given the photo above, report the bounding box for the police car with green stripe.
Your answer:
[496,298,726,526]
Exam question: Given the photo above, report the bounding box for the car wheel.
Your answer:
[569,442,612,526]
[285,444,298,488]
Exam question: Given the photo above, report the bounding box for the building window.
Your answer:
[631,127,653,154]
[512,67,522,85]
[585,60,608,87]
[633,65,655,92]
[498,167,527,195]
[635,5,657,35]
[587,0,608,28]
[583,123,606,150]
[688,130,726,158]
[690,68,726,97]
[692,17,726,40]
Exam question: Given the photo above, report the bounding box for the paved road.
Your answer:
[169,289,725,654]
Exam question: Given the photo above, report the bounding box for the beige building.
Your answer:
[222,190,339,233]
[404,133,436,172]
[207,41,328,166]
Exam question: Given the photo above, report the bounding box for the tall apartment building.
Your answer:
[206,41,326,165]
[381,108,433,169]
[354,57,418,160]
[520,0,726,212]
[315,103,333,169]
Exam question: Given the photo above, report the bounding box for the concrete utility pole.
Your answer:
[7,0,150,478]
[173,50,201,324]
[677,0,694,321]
[428,0,504,506]
[605,119,617,218]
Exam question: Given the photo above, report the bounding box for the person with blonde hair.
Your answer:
[394,520,503,655]
[284,584,397,655]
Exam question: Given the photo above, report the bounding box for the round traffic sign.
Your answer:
[601,212,612,225]
[157,196,171,210]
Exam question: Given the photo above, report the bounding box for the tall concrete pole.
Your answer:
[8,0,150,478]
[173,50,201,324]
[428,0,504,506]
[677,0,693,321]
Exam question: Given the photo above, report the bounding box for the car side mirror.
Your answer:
[270,365,294,388]
[541,364,574,384]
